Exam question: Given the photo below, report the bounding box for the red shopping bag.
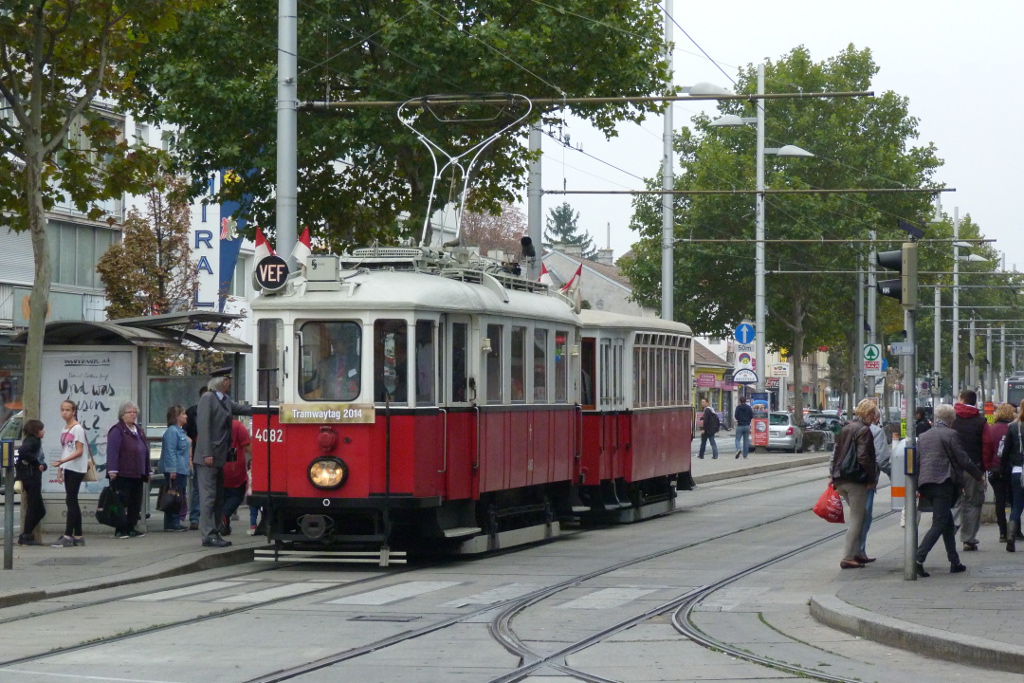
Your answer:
[813,481,845,524]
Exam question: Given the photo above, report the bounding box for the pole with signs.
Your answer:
[3,440,14,570]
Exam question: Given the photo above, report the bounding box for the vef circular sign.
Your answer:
[255,255,290,292]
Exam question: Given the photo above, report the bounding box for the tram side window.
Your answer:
[451,323,468,402]
[534,329,548,403]
[415,320,435,406]
[300,321,361,401]
[555,330,569,403]
[374,320,407,404]
[580,338,596,407]
[486,323,504,404]
[256,319,283,403]
[510,325,526,402]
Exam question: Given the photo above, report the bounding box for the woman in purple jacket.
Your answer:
[106,401,149,539]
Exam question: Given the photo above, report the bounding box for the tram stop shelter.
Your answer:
[7,311,250,535]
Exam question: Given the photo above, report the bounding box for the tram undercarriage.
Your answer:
[251,473,686,565]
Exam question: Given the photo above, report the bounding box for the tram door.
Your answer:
[599,337,627,479]
[443,315,474,500]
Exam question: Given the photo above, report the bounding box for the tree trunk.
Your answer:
[791,304,806,425]
[23,149,52,422]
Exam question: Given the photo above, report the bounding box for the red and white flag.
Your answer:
[254,227,275,263]
[538,261,553,287]
[291,226,312,265]
[560,263,582,294]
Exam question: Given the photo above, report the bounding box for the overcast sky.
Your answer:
[535,0,1024,271]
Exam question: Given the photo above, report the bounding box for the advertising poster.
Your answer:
[751,391,770,447]
[40,350,135,494]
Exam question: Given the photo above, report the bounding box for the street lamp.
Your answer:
[951,212,989,397]
[709,63,813,396]
[661,76,734,321]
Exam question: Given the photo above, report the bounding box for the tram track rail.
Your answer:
[0,468,874,681]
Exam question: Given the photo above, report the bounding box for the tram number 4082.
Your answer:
[254,428,284,443]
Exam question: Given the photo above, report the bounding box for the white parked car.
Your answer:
[767,412,803,452]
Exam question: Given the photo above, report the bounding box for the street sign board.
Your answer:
[889,342,914,356]
[733,368,758,384]
[734,343,756,373]
[863,343,883,376]
[770,363,790,378]
[734,322,755,345]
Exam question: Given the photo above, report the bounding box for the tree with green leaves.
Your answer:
[622,45,942,418]
[545,202,596,258]
[132,0,670,250]
[0,1,209,420]
[98,178,196,321]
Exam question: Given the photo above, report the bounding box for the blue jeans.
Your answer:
[699,433,719,458]
[188,471,201,523]
[1011,473,1024,525]
[222,484,246,524]
[734,425,751,458]
[859,487,875,555]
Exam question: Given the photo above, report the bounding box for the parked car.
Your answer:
[767,411,803,452]
[0,410,23,444]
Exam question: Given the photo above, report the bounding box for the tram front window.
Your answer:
[300,321,361,401]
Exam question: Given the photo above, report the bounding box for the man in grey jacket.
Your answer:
[915,403,984,577]
[195,368,252,548]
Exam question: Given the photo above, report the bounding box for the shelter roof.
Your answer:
[10,311,249,354]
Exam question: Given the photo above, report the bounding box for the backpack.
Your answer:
[705,409,720,434]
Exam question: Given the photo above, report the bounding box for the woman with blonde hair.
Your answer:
[985,403,1017,543]
[829,398,879,569]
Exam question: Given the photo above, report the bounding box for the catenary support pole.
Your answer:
[660,0,674,322]
[855,257,865,405]
[527,124,543,281]
[276,0,298,263]
[904,306,918,581]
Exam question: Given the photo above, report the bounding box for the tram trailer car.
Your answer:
[249,246,694,565]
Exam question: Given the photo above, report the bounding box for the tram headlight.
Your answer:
[308,456,348,490]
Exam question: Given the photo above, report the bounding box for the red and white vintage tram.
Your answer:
[249,245,694,564]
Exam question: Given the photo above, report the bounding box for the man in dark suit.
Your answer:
[195,368,252,548]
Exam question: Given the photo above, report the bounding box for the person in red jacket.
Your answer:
[951,390,992,552]
[219,419,251,536]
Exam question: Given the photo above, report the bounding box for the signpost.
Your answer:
[863,343,883,376]
[733,322,758,385]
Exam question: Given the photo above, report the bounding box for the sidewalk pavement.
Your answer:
[3,454,1022,674]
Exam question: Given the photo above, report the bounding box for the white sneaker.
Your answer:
[247,526,256,536]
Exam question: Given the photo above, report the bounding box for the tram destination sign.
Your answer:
[279,403,376,424]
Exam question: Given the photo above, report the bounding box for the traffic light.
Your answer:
[876,242,918,307]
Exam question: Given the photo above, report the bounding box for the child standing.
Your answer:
[16,419,46,546]
[52,400,90,547]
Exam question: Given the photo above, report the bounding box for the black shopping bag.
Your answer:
[95,485,127,528]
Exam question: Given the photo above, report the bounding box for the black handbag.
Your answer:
[95,485,127,528]
[156,483,182,515]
